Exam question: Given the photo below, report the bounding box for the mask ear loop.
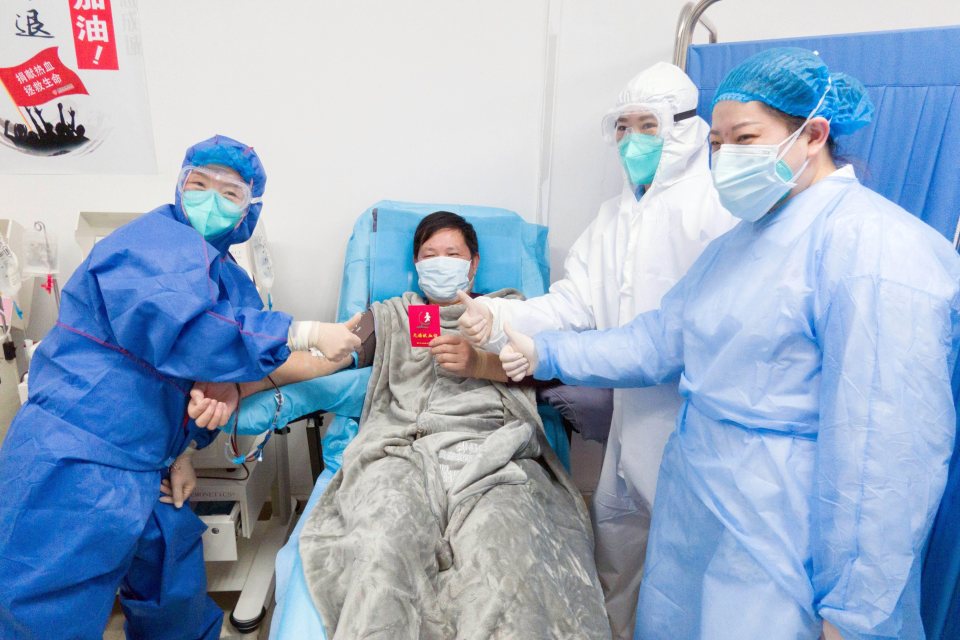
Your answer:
[775,76,833,162]
[771,77,834,189]
[466,253,479,294]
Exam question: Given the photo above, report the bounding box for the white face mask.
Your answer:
[711,80,831,222]
[415,256,472,302]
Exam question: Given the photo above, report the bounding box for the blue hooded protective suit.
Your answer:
[0,135,291,639]
[533,167,960,640]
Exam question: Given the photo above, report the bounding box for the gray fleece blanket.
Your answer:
[299,290,610,639]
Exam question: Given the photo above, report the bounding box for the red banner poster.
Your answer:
[0,0,155,171]
[0,47,88,107]
[68,0,119,70]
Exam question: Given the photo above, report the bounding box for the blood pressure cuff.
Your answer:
[354,310,376,369]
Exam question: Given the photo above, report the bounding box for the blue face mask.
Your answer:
[618,133,664,186]
[181,190,245,240]
[712,80,832,222]
[415,256,472,302]
[710,141,806,222]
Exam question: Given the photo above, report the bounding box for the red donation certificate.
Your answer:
[408,304,440,348]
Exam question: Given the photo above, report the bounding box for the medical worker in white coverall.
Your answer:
[458,62,736,638]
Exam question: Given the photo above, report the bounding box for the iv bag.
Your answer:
[22,228,59,277]
[250,223,274,291]
[0,235,22,297]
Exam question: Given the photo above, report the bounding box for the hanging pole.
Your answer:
[673,0,722,71]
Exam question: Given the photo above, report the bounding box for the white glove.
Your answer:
[499,323,537,382]
[456,291,494,347]
[288,313,362,360]
[160,447,197,509]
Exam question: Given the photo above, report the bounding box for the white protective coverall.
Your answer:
[478,62,736,638]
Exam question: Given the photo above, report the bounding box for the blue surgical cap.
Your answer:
[176,135,267,247]
[712,47,873,136]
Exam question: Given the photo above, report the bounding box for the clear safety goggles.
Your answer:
[602,105,698,144]
[177,165,260,210]
[611,108,661,143]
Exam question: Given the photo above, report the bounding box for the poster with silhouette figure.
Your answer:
[0,0,154,173]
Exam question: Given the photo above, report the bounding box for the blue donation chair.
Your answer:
[236,201,571,639]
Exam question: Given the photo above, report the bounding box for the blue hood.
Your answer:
[174,134,267,252]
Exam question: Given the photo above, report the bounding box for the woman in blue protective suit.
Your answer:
[0,135,360,640]
[498,48,960,640]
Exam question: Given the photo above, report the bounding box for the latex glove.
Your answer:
[288,313,362,361]
[160,448,196,509]
[456,290,494,347]
[429,334,479,376]
[500,323,537,382]
[188,381,239,429]
[821,621,844,640]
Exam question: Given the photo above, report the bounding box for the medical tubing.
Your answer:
[226,382,244,462]
[223,376,282,465]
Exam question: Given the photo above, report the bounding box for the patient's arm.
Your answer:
[430,334,511,383]
[239,351,353,397]
[187,352,352,427]
[238,310,375,397]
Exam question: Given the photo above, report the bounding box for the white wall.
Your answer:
[542,0,960,277]
[2,0,552,336]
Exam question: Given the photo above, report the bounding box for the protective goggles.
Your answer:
[602,105,698,143]
[177,164,260,210]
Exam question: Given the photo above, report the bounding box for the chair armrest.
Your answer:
[537,384,614,444]
[233,368,372,435]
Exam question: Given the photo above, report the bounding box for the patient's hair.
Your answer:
[413,211,479,258]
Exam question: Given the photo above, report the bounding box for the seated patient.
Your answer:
[297,212,609,639]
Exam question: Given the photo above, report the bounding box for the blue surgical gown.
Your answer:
[534,167,960,640]
[0,136,292,639]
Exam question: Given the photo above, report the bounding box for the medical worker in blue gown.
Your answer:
[499,48,960,640]
[0,135,360,640]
